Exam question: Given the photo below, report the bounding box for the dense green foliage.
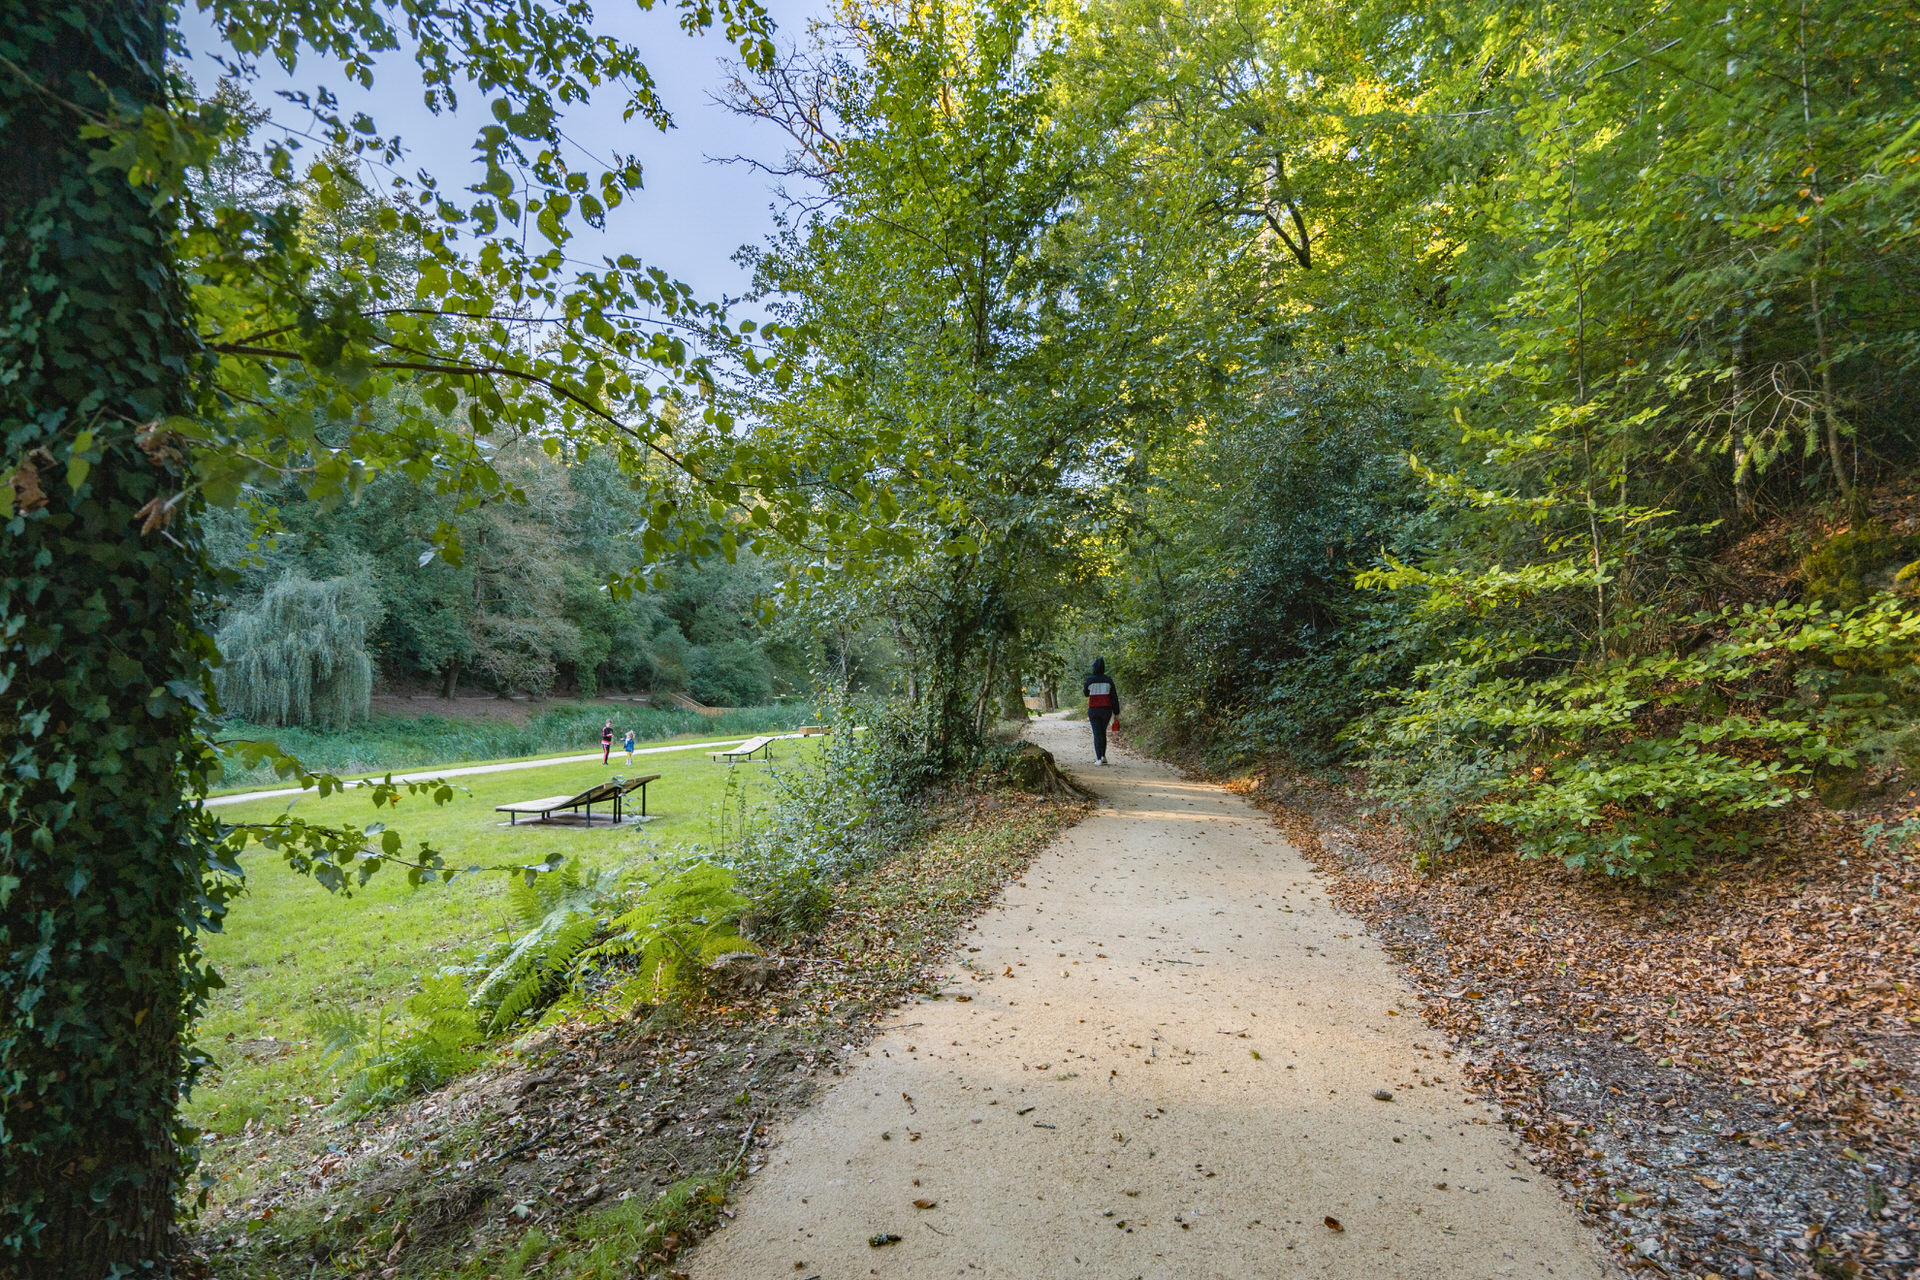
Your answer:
[206,443,810,707]
[727,0,1164,771]
[7,0,1919,1263]
[727,0,1919,882]
[1037,0,1920,878]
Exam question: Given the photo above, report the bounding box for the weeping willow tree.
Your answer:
[216,573,383,727]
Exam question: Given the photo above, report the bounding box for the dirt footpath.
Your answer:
[687,718,1612,1280]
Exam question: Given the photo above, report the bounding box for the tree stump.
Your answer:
[1007,742,1095,799]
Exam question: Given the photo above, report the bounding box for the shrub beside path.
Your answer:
[685,716,1614,1279]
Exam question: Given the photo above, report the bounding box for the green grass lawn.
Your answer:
[190,737,814,1155]
[208,702,815,791]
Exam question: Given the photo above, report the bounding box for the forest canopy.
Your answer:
[714,0,1920,881]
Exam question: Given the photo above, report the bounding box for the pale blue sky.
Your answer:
[178,0,827,309]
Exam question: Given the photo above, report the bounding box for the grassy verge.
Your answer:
[191,741,815,1173]
[192,784,1088,1280]
[789,788,1090,1002]
[210,703,814,791]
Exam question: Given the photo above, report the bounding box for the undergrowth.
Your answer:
[309,858,755,1117]
[462,1169,738,1280]
[1355,596,1920,881]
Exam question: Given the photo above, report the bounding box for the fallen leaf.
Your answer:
[1324,1215,1344,1232]
[1692,1175,1724,1192]
[912,1199,937,1210]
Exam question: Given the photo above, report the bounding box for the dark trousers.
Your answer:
[1088,708,1112,760]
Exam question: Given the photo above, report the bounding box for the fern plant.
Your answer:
[470,860,624,1033]
[470,858,755,1035]
[309,976,481,1113]
[575,862,753,1003]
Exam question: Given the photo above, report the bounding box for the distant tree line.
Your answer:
[206,446,813,723]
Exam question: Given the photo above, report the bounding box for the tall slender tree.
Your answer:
[1,0,788,1269]
[1,3,209,1267]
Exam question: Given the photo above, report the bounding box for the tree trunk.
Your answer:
[1001,663,1027,723]
[1809,262,1857,515]
[972,641,999,739]
[1732,304,1753,522]
[441,658,461,699]
[1,1,208,1272]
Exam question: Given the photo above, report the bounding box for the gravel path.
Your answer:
[687,718,1612,1279]
[202,733,796,807]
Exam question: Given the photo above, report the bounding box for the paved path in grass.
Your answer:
[202,731,811,808]
[685,715,1613,1280]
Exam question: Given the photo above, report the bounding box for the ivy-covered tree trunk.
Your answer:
[1,0,211,1272]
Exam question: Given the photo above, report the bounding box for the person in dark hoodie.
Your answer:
[1083,657,1120,765]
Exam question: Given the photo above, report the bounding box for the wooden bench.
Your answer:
[796,725,829,736]
[708,735,777,764]
[496,774,660,826]
[617,773,661,817]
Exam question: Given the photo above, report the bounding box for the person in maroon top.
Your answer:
[1083,657,1120,765]
[601,718,614,764]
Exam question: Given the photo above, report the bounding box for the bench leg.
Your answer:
[641,782,648,817]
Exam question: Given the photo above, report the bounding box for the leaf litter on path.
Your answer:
[1219,759,1918,1280]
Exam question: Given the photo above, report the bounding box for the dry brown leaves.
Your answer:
[787,790,1090,1009]
[1220,765,1916,1280]
[1713,481,1920,611]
